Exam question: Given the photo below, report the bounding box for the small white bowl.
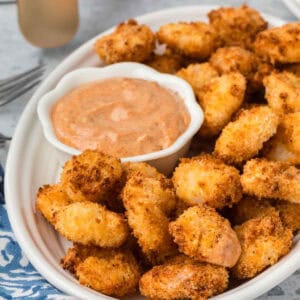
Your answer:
[37,62,203,174]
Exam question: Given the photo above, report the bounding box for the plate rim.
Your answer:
[4,4,295,300]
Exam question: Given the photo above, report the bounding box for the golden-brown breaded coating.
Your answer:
[263,112,300,164]
[273,201,300,232]
[282,62,300,77]
[209,47,257,80]
[254,22,300,64]
[197,72,246,137]
[145,51,183,74]
[139,254,228,300]
[60,150,123,202]
[54,202,129,247]
[36,184,71,224]
[214,106,280,165]
[169,205,241,267]
[264,71,300,115]
[229,196,276,225]
[62,245,140,297]
[94,19,155,64]
[251,61,275,91]
[157,22,218,59]
[241,158,300,203]
[208,5,267,50]
[172,154,242,209]
[232,211,293,279]
[176,63,219,94]
[122,175,177,264]
[122,161,164,180]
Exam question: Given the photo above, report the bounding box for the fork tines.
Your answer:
[0,64,45,107]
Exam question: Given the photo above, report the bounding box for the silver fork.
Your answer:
[0,132,11,147]
[0,64,45,107]
[0,64,45,145]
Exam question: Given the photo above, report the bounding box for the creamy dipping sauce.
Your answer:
[51,78,190,157]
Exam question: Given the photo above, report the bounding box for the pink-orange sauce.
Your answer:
[51,77,190,157]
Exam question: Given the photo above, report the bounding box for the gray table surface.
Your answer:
[0,0,299,299]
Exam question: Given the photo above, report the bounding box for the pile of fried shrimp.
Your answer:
[36,5,300,299]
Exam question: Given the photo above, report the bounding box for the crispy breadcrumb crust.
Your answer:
[229,196,276,225]
[139,254,228,300]
[94,19,155,64]
[263,112,300,164]
[273,201,300,232]
[169,205,241,267]
[122,161,164,181]
[157,22,218,59]
[122,175,177,264]
[208,5,267,50]
[254,22,300,64]
[145,51,183,74]
[214,106,279,165]
[60,150,123,202]
[264,71,300,115]
[172,154,242,209]
[197,72,246,137]
[61,245,140,297]
[176,63,219,94]
[36,184,71,224]
[241,158,300,203]
[232,212,293,279]
[209,47,257,80]
[54,202,129,247]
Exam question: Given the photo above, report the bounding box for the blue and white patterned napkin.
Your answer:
[0,164,69,299]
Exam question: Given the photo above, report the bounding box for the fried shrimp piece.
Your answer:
[139,255,228,300]
[176,63,219,94]
[209,47,257,80]
[122,175,177,264]
[230,196,276,225]
[169,205,241,267]
[241,158,300,203]
[172,154,242,209]
[254,22,300,64]
[232,211,293,279]
[197,72,246,137]
[273,201,300,232]
[94,19,155,64]
[208,5,267,50]
[60,150,123,202]
[54,202,129,247]
[145,51,182,74]
[62,245,140,297]
[263,112,300,164]
[264,71,300,115]
[122,161,164,180]
[36,184,71,224]
[214,106,279,165]
[157,22,218,59]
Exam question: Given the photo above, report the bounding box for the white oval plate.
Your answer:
[5,5,299,300]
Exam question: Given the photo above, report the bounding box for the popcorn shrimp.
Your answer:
[172,154,242,209]
[139,255,228,300]
[169,205,241,267]
[232,211,292,279]
[214,106,279,165]
[241,158,300,203]
[54,202,129,247]
[157,22,218,59]
[94,19,155,64]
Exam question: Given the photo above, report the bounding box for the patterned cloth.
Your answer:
[0,164,69,299]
